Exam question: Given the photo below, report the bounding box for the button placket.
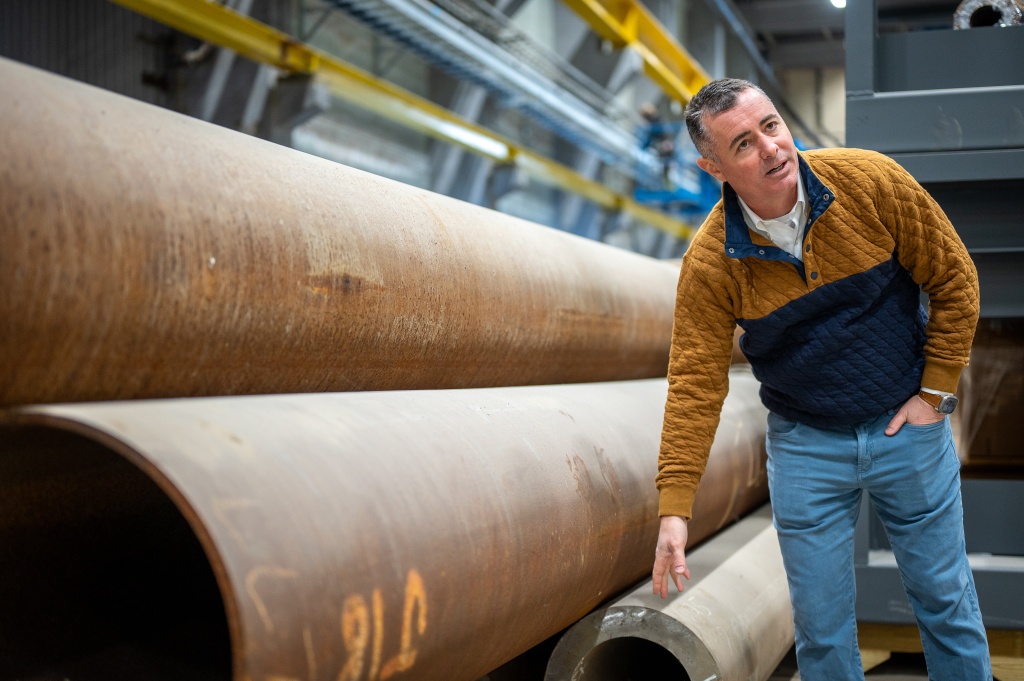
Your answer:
[803,241,816,285]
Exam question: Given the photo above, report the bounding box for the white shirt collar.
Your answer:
[737,173,806,228]
[736,173,808,261]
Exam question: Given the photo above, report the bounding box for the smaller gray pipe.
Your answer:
[545,505,794,681]
[953,0,1024,27]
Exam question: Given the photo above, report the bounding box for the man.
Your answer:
[651,78,991,680]
[639,102,680,186]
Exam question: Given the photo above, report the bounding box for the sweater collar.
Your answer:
[721,153,835,262]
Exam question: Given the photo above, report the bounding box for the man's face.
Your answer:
[695,88,799,217]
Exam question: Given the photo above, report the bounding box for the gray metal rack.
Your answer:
[846,0,1024,318]
[846,0,1024,632]
[854,479,1024,630]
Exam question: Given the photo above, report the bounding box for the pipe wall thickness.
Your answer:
[545,506,793,681]
[0,57,678,406]
[0,369,767,681]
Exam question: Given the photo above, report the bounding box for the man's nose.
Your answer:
[760,136,779,158]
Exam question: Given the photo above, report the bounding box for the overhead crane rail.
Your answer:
[561,0,825,147]
[431,0,628,118]
[108,0,695,239]
[325,0,663,185]
[560,0,711,104]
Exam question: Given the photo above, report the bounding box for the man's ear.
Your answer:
[696,157,726,183]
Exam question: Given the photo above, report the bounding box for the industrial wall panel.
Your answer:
[922,180,1024,252]
[892,149,1024,183]
[0,0,172,106]
[846,86,1024,154]
[876,26,1024,92]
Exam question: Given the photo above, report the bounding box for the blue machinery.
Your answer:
[633,119,721,225]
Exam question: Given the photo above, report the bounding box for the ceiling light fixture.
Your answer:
[831,0,846,8]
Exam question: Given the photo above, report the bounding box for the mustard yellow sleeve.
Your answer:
[878,153,980,393]
[657,243,737,519]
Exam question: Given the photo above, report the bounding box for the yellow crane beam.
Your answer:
[108,0,695,240]
[560,0,711,104]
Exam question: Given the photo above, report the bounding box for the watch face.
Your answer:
[937,394,958,414]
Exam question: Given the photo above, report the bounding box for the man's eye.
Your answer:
[766,121,777,131]
[737,140,749,150]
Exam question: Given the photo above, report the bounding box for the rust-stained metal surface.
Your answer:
[0,57,678,407]
[0,370,767,681]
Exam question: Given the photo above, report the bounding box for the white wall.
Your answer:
[780,67,846,147]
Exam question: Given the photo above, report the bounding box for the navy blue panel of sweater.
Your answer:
[738,255,928,427]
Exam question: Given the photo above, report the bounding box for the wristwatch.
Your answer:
[918,390,958,414]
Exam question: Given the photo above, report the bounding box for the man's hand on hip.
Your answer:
[653,515,691,598]
[885,394,945,435]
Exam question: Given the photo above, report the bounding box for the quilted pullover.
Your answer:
[657,148,979,519]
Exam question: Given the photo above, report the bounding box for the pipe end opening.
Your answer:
[0,426,232,680]
[571,636,689,681]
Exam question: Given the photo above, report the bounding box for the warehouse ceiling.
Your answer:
[734,0,964,70]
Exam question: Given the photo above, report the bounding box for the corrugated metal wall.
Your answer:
[1,0,179,108]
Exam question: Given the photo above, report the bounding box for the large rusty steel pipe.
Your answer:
[545,506,793,681]
[0,369,767,681]
[0,57,678,407]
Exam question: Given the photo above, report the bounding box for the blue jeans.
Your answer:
[765,410,991,681]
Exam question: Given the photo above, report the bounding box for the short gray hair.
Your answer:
[685,78,770,160]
